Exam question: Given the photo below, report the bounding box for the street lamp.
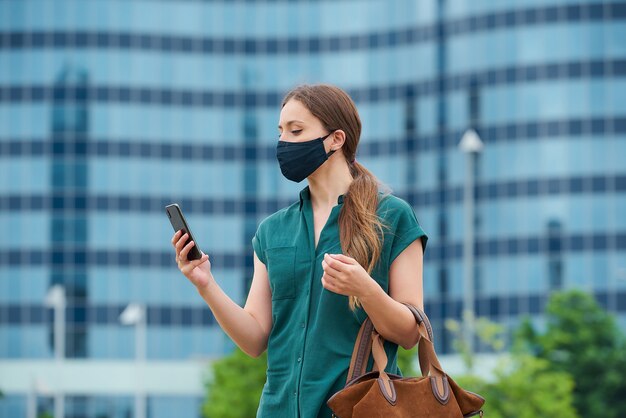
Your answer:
[459,129,484,359]
[27,377,51,418]
[120,303,146,418]
[44,285,66,360]
[44,284,66,418]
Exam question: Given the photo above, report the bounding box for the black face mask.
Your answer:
[276,132,336,183]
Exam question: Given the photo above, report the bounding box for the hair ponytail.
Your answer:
[341,161,388,310]
[282,84,388,311]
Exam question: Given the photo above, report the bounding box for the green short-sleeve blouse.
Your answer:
[251,185,427,418]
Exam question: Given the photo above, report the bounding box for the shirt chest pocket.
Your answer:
[265,246,297,300]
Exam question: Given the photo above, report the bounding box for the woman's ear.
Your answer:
[330,129,346,151]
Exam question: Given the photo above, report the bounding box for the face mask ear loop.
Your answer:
[323,130,337,157]
[320,131,333,141]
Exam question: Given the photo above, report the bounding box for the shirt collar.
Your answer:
[298,185,345,211]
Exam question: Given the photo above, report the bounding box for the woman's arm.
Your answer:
[359,239,424,349]
[196,252,273,357]
[321,239,424,349]
[173,230,272,357]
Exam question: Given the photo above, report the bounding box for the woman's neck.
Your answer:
[307,157,353,209]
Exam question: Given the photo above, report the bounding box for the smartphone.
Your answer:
[165,203,203,261]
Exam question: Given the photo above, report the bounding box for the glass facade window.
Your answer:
[446,23,626,74]
[481,80,626,124]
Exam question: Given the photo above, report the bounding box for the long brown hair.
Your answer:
[282,84,388,310]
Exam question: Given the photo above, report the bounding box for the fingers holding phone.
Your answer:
[166,203,212,290]
[172,229,211,288]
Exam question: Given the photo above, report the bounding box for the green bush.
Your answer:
[521,290,626,417]
[202,348,267,418]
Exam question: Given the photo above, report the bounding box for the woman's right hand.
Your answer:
[171,230,212,289]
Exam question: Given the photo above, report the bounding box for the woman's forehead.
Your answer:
[279,99,318,127]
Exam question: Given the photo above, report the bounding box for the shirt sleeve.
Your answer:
[388,199,428,265]
[251,226,267,265]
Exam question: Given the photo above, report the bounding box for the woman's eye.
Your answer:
[291,130,302,135]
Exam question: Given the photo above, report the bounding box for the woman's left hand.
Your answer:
[321,253,378,299]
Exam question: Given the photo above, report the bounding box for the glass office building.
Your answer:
[1,0,624,416]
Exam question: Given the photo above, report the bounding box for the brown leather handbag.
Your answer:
[327,305,485,417]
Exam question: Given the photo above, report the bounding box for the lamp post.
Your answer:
[44,284,66,418]
[27,377,51,418]
[27,381,36,418]
[458,129,484,358]
[44,285,66,360]
[120,303,146,418]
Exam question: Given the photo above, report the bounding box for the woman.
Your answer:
[172,84,428,417]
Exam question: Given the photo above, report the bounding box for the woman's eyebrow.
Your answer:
[278,120,304,129]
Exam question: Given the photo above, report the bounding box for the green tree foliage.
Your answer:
[521,290,626,417]
[447,309,578,418]
[202,348,267,418]
[446,312,506,373]
[397,345,418,376]
[465,354,578,418]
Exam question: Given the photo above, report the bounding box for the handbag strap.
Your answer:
[343,304,461,407]
[402,303,433,341]
[345,303,434,384]
[345,317,374,383]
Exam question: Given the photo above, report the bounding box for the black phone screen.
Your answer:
[165,203,203,261]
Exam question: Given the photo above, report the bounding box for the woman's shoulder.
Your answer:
[376,191,425,232]
[376,191,415,215]
[377,191,428,251]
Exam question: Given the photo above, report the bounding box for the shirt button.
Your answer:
[300,322,305,328]
[297,357,302,362]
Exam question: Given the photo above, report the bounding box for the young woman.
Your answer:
[172,84,428,417]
